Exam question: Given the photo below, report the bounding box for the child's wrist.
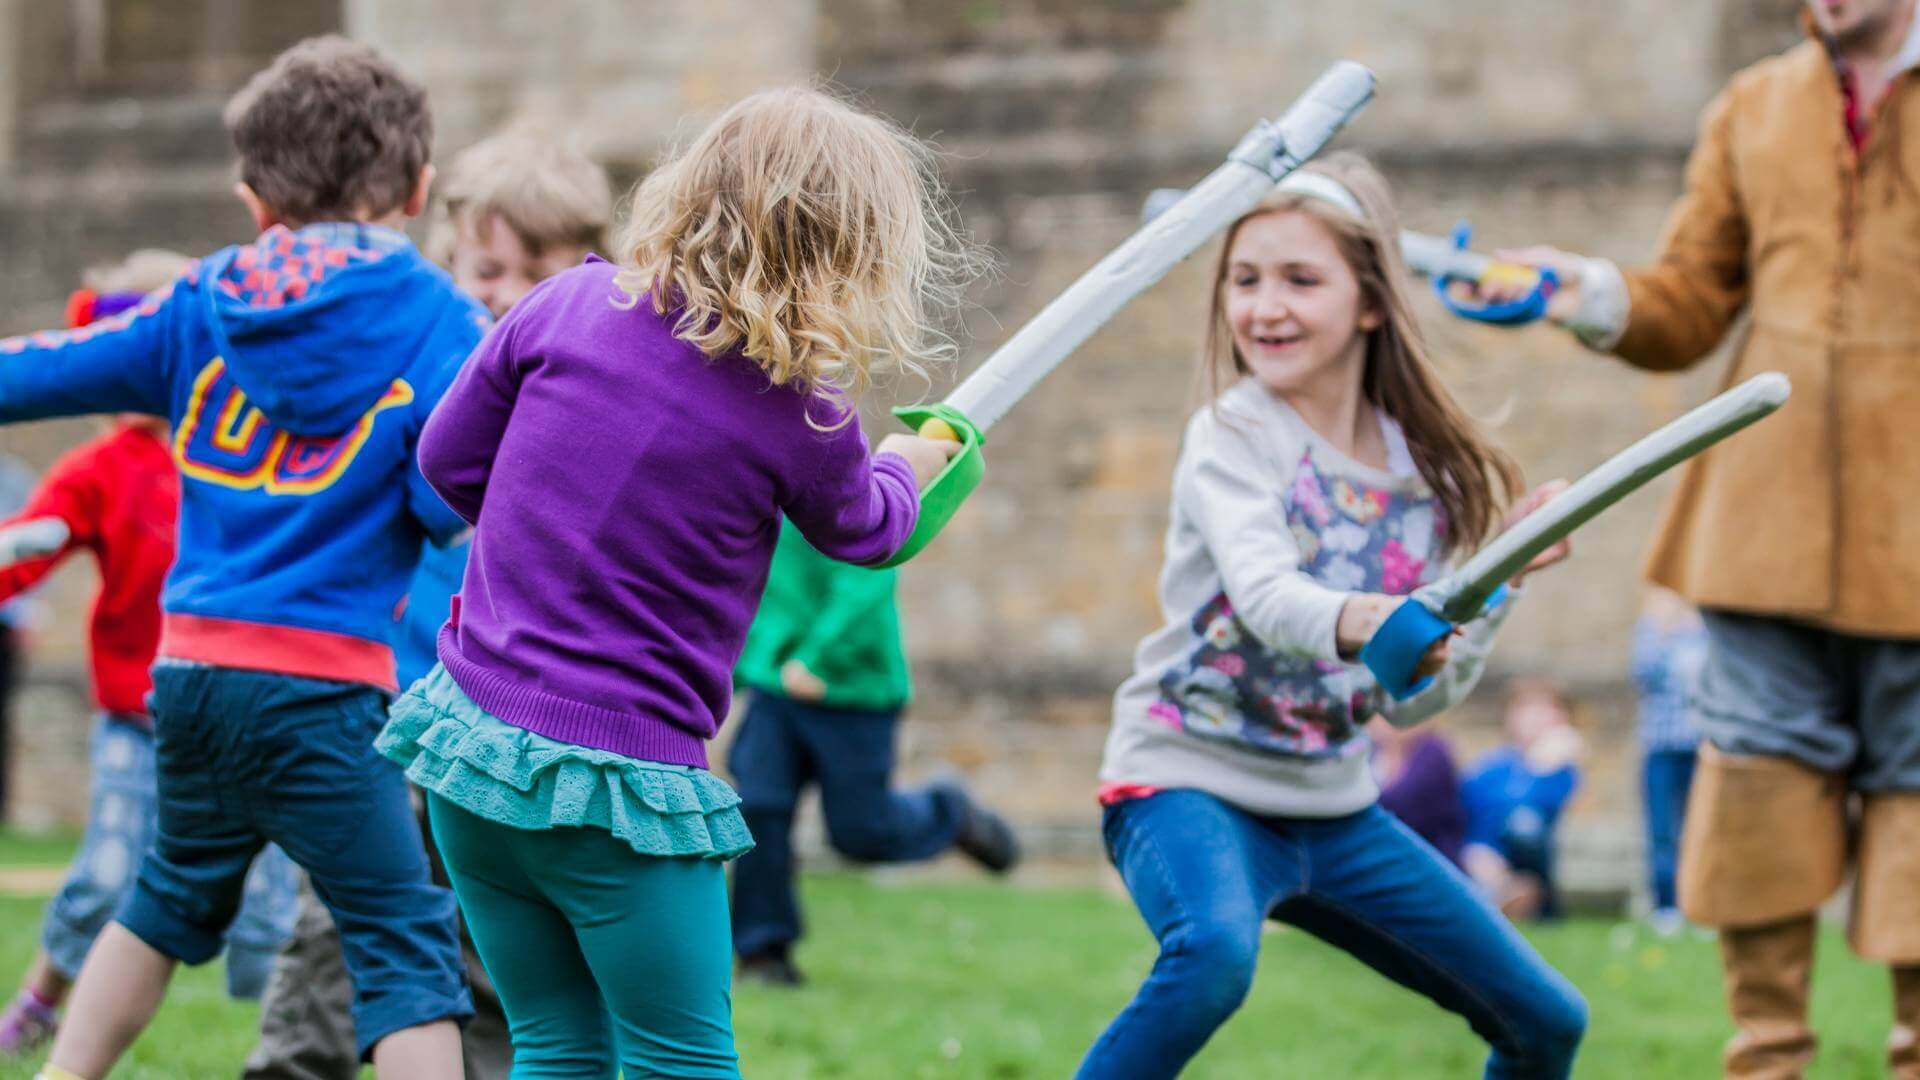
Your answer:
[1335,593,1392,659]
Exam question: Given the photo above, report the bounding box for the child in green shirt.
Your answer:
[730,518,1019,985]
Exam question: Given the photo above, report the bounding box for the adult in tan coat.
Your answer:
[1482,0,1920,1075]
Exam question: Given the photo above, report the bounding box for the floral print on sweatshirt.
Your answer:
[1153,447,1446,759]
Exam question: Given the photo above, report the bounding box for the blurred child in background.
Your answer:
[729,517,1019,986]
[1632,586,1707,936]
[1369,716,1466,868]
[1461,678,1584,921]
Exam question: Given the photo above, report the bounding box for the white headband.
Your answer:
[1274,170,1366,222]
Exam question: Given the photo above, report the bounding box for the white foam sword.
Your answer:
[877,60,1378,566]
[1362,373,1791,697]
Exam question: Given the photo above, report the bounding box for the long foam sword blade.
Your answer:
[1397,229,1495,282]
[1421,372,1792,623]
[944,60,1376,432]
[1143,189,1498,284]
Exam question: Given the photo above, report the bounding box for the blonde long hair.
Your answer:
[612,85,981,425]
[1203,152,1520,554]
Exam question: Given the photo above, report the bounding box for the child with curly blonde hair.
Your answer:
[374,85,977,1077]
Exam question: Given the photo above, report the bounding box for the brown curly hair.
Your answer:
[224,36,432,226]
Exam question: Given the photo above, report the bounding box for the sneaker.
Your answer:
[0,989,57,1056]
[737,950,805,988]
[1646,907,1686,938]
[936,782,1021,874]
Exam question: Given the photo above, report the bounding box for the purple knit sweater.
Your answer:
[419,258,919,767]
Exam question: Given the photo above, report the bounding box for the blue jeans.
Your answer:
[1080,791,1586,1080]
[121,664,470,1058]
[726,691,964,958]
[40,714,300,998]
[1641,748,1697,911]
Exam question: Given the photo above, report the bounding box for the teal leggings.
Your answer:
[427,794,741,1078]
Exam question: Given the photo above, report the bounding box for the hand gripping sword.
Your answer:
[874,60,1378,567]
[1360,372,1792,698]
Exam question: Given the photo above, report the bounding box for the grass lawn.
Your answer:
[0,832,1902,1078]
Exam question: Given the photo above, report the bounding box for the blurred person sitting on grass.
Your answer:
[1460,678,1584,922]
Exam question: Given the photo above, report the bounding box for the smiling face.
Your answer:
[1221,208,1380,404]
[450,213,589,319]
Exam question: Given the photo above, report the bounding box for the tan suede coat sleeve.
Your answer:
[1614,89,1751,371]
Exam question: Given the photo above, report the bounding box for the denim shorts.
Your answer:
[42,713,299,998]
[120,664,471,1057]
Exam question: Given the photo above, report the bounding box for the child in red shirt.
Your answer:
[0,253,299,1057]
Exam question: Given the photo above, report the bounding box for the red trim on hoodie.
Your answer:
[160,613,398,692]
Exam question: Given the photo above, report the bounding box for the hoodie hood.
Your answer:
[200,223,482,436]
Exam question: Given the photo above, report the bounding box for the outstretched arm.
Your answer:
[0,283,182,422]
[1486,88,1750,370]
[784,413,922,569]
[0,451,104,602]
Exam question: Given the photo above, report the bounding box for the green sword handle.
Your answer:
[872,403,986,569]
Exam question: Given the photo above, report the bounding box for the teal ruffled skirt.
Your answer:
[375,664,753,861]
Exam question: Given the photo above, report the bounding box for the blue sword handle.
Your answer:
[1360,584,1510,700]
[1359,599,1452,699]
[1434,221,1557,326]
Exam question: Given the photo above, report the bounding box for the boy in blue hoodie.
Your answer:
[0,37,477,1080]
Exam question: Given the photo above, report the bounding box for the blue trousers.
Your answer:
[41,714,299,998]
[121,664,470,1058]
[726,691,964,958]
[1491,806,1563,921]
[1641,748,1697,911]
[1079,790,1587,1080]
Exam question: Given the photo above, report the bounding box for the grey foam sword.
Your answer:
[1362,372,1792,697]
[877,60,1377,566]
[1142,189,1557,324]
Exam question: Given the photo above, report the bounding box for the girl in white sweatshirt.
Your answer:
[1079,154,1586,1080]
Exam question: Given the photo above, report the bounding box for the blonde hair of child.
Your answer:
[432,131,614,262]
[84,249,193,296]
[611,85,980,426]
[1200,152,1521,555]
